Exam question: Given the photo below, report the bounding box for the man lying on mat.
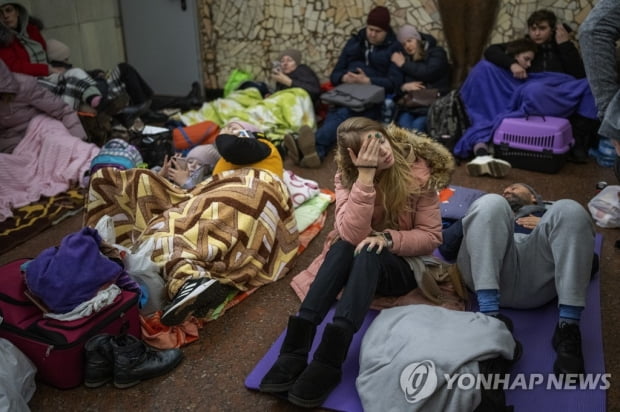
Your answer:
[440,183,595,376]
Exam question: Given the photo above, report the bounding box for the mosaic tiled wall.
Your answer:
[197,0,596,89]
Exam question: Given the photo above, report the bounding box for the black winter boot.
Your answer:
[552,322,585,375]
[259,316,317,393]
[111,334,184,389]
[84,334,115,388]
[288,323,354,408]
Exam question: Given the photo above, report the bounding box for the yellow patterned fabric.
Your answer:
[0,188,84,254]
[85,167,299,298]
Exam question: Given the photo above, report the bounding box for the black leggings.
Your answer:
[117,62,153,105]
[298,240,418,332]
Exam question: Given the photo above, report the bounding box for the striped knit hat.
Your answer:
[90,138,143,173]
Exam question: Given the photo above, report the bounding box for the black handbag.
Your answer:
[320,83,385,112]
[397,88,440,109]
[128,130,174,168]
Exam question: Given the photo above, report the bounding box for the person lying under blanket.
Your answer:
[0,59,98,222]
[84,124,297,328]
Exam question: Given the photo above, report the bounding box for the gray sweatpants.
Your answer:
[457,194,595,309]
[579,0,620,142]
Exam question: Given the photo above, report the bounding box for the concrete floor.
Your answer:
[1,151,618,412]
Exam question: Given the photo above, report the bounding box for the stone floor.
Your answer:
[1,151,618,412]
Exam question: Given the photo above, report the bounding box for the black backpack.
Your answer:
[128,130,174,168]
[426,89,471,151]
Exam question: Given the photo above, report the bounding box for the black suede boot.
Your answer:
[475,339,522,412]
[259,316,317,393]
[111,334,184,389]
[288,323,354,408]
[84,334,115,388]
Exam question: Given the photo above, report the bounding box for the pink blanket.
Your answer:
[0,115,99,222]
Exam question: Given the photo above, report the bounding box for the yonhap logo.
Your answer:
[400,360,438,403]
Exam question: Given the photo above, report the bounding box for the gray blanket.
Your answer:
[356,305,516,412]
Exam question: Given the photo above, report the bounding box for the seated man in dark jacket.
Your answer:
[286,6,403,168]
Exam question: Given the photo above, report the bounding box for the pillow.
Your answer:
[439,185,486,221]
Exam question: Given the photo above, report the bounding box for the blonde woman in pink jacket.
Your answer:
[260,117,454,408]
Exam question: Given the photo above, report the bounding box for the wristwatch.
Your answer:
[382,231,393,250]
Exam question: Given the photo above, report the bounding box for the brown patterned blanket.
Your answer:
[85,167,300,299]
[0,189,85,255]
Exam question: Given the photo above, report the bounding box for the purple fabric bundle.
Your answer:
[454,60,598,158]
[25,227,125,313]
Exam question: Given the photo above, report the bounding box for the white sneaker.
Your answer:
[467,155,511,178]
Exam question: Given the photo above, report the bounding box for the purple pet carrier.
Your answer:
[493,116,574,173]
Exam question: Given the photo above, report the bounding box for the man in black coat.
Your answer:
[288,6,403,168]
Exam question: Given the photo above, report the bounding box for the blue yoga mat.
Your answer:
[245,234,606,412]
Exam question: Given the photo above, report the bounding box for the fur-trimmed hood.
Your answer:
[387,123,455,191]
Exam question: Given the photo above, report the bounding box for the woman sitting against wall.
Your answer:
[271,48,322,107]
[391,24,451,133]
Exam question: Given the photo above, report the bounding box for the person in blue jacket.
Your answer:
[286,6,403,168]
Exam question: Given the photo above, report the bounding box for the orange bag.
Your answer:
[172,120,220,150]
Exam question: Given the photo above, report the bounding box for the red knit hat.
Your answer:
[367,6,391,32]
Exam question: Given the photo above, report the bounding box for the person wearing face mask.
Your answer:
[439,182,596,378]
[287,6,403,168]
[210,120,284,178]
[259,117,455,407]
[271,48,321,106]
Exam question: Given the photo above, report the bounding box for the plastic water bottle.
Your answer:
[382,94,395,124]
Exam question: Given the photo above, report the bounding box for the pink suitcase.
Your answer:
[0,259,141,389]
